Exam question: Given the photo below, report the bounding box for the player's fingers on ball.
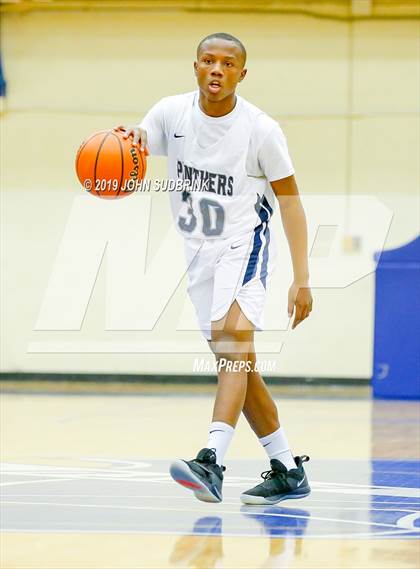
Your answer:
[114,125,124,132]
[132,130,141,146]
[122,127,133,139]
[140,131,148,152]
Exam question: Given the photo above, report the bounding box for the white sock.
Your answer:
[206,421,234,466]
[259,427,296,470]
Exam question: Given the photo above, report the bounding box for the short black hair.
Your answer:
[197,32,247,66]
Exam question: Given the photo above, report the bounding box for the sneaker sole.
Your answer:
[169,459,222,503]
[240,488,311,506]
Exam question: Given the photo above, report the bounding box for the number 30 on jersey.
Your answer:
[178,195,225,237]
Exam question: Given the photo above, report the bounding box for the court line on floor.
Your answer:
[0,478,78,488]
[2,527,418,540]
[3,465,419,491]
[3,494,419,505]
[3,469,419,488]
[396,512,420,530]
[2,477,419,499]
[3,500,420,533]
[2,495,419,512]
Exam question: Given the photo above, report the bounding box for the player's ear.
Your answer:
[238,68,247,82]
[193,61,198,76]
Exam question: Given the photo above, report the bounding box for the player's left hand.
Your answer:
[288,282,313,330]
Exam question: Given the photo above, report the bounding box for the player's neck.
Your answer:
[198,92,237,117]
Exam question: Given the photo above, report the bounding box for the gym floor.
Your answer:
[1,383,419,568]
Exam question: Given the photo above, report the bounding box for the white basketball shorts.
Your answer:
[184,226,277,340]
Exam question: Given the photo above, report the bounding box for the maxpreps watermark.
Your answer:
[193,358,277,373]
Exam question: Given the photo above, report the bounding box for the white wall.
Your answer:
[1,10,419,377]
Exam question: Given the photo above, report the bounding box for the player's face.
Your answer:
[194,39,247,102]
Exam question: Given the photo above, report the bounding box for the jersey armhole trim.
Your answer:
[267,169,295,183]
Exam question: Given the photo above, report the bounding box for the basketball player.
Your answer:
[121,33,312,505]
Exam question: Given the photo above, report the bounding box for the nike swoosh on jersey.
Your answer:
[174,133,185,138]
[231,244,241,250]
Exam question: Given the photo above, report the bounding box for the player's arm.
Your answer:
[271,175,313,329]
[256,119,313,330]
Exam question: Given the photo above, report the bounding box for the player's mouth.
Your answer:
[208,80,222,94]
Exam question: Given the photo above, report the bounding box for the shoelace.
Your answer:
[261,455,310,481]
[261,469,287,482]
[197,449,226,472]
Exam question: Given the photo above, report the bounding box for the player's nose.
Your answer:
[210,62,223,76]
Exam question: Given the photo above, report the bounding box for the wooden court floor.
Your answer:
[1,383,419,568]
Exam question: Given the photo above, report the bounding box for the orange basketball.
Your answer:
[75,129,147,199]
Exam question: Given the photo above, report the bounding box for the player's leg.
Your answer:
[243,349,295,468]
[242,349,280,438]
[240,349,311,505]
[210,299,254,427]
[170,300,252,503]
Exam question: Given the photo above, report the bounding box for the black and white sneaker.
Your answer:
[240,455,311,505]
[170,448,225,503]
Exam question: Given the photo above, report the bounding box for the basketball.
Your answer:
[75,129,147,199]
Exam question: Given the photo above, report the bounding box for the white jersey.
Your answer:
[140,90,294,240]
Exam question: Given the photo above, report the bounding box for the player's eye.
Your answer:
[225,61,233,67]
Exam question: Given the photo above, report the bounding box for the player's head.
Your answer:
[194,33,247,102]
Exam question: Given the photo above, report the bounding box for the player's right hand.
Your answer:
[114,125,148,153]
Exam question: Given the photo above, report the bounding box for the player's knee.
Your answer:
[210,329,251,362]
